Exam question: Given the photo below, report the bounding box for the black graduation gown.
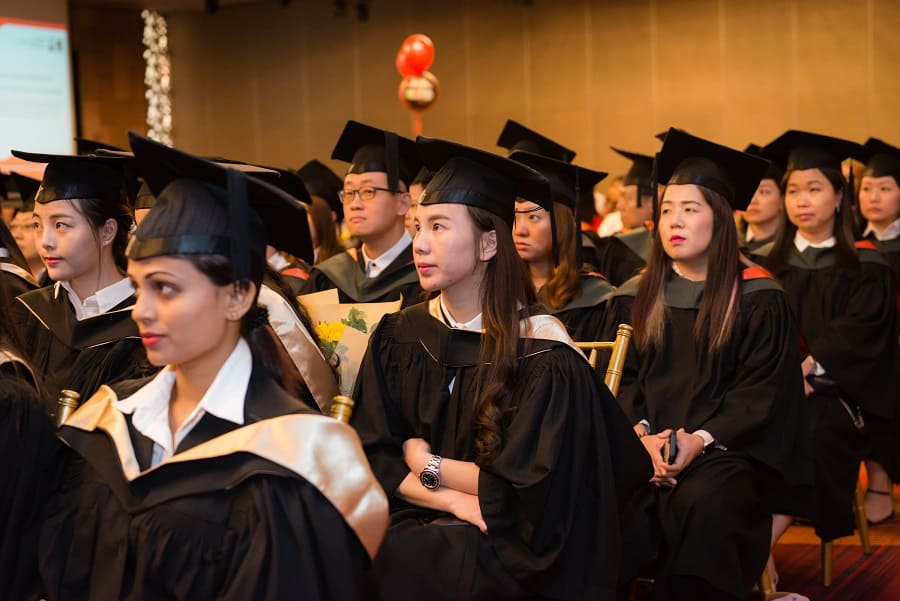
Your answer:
[11,285,154,403]
[762,243,899,537]
[582,230,646,287]
[351,300,651,601]
[299,243,425,308]
[0,364,66,601]
[1,260,38,300]
[603,268,810,599]
[39,362,387,601]
[740,235,775,257]
[544,273,614,343]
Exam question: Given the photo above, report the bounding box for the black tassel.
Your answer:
[384,132,400,192]
[227,168,251,290]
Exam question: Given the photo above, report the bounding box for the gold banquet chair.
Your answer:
[575,323,633,398]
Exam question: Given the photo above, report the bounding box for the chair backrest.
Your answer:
[575,323,633,397]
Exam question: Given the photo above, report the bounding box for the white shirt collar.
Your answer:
[745,228,756,242]
[361,231,411,278]
[438,294,484,331]
[267,251,290,272]
[115,338,251,466]
[863,217,900,242]
[794,231,836,252]
[58,277,135,321]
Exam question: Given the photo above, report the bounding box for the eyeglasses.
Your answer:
[339,186,394,204]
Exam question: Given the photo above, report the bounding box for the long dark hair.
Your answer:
[631,185,741,353]
[184,253,304,396]
[469,206,536,463]
[766,166,859,274]
[540,202,581,310]
[69,196,133,273]
[307,195,341,263]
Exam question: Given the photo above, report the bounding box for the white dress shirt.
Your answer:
[862,217,900,242]
[59,277,135,321]
[115,338,252,467]
[361,231,411,278]
[794,231,836,251]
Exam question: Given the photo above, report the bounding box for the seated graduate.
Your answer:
[585,148,654,286]
[351,136,651,601]
[9,151,155,402]
[7,172,47,284]
[856,137,900,524]
[0,216,38,300]
[740,144,785,257]
[299,121,425,307]
[37,133,389,601]
[758,131,898,543]
[604,128,810,601]
[509,150,615,342]
[297,157,345,242]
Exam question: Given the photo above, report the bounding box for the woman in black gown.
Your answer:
[510,151,614,342]
[37,133,388,601]
[758,131,897,557]
[352,137,650,600]
[604,129,809,601]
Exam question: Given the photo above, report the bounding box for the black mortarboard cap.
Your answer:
[611,147,654,191]
[297,159,343,219]
[134,180,156,210]
[9,172,41,212]
[859,138,900,182]
[655,131,668,143]
[10,150,129,207]
[496,119,576,163]
[75,137,125,155]
[744,143,785,184]
[411,166,435,188]
[127,132,313,287]
[251,166,312,205]
[509,151,607,212]
[656,127,770,211]
[760,130,863,174]
[416,136,550,229]
[331,120,420,193]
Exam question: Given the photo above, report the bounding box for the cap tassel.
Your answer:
[227,168,252,289]
[384,132,400,192]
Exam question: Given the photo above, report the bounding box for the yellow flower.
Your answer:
[315,321,347,344]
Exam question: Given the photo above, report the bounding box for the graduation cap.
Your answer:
[416,136,550,229]
[10,150,130,207]
[610,146,655,198]
[8,172,42,212]
[760,130,863,174]
[858,138,900,182]
[411,166,435,188]
[134,180,156,210]
[656,127,770,211]
[75,137,125,155]
[496,119,576,163]
[509,151,607,212]
[331,120,420,193]
[127,132,314,288]
[744,143,785,185]
[296,159,343,220]
[655,131,668,143]
[251,166,313,205]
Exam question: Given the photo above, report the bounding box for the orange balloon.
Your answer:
[399,34,434,75]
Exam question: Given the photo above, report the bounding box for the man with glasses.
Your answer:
[300,121,425,307]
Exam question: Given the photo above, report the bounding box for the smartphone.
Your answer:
[662,430,679,465]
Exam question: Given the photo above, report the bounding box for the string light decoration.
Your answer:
[142,10,173,145]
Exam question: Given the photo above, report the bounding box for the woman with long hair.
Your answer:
[604,129,809,600]
[36,134,388,600]
[510,151,614,342]
[9,152,154,402]
[351,137,650,600]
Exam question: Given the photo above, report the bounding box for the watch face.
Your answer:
[420,470,440,490]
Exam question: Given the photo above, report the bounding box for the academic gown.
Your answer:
[38,361,388,601]
[351,299,652,601]
[299,244,424,307]
[740,235,775,258]
[762,243,899,537]
[0,260,38,300]
[582,230,646,287]
[603,267,810,599]
[0,356,66,601]
[11,285,154,403]
[544,273,615,343]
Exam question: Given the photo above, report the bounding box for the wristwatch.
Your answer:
[419,454,442,490]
